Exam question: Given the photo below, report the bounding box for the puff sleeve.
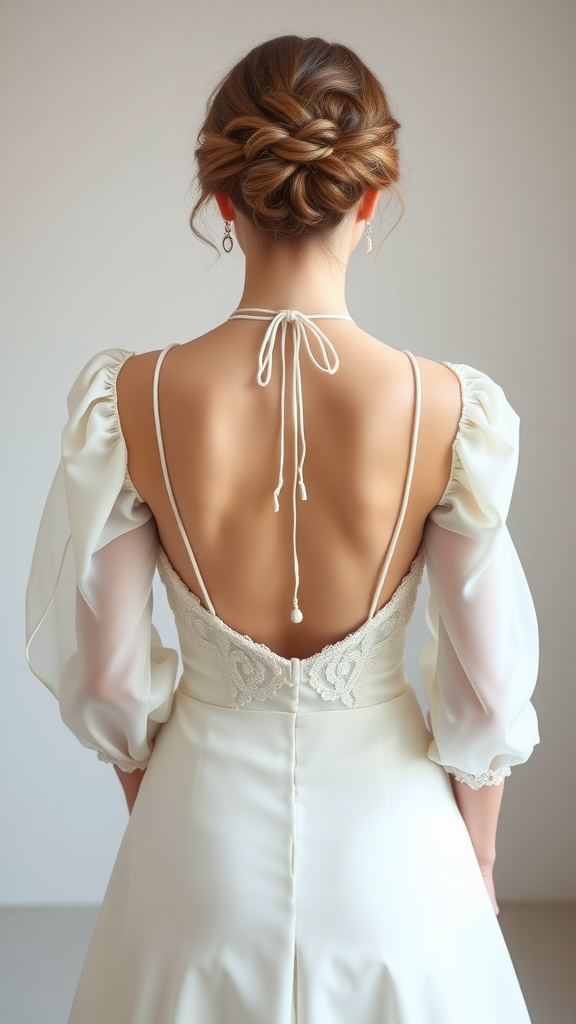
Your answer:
[25,350,179,772]
[420,363,540,789]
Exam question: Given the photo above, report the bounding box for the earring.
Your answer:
[365,219,373,253]
[222,220,234,253]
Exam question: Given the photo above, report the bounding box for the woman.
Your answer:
[26,34,539,1024]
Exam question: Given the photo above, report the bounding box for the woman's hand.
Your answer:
[113,765,146,814]
[449,775,505,916]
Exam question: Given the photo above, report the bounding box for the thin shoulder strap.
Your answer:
[153,345,217,616]
[367,350,422,620]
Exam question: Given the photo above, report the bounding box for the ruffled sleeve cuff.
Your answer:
[444,765,511,790]
[97,750,152,773]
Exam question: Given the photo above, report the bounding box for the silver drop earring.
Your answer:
[365,219,373,253]
[222,220,234,253]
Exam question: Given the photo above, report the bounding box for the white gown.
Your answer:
[25,312,540,1023]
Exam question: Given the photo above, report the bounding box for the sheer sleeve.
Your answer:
[420,363,540,789]
[25,349,179,772]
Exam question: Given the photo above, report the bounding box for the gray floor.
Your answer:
[497,903,576,1024]
[0,902,575,1023]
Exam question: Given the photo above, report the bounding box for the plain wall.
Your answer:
[1,0,574,904]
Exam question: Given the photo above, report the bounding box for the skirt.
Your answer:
[68,684,531,1023]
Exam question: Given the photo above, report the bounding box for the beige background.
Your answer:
[1,0,574,903]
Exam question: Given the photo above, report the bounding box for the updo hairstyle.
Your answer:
[191,35,402,241]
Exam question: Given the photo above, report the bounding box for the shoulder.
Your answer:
[416,356,519,456]
[442,361,519,447]
[404,356,461,510]
[115,349,173,499]
[116,348,164,388]
[415,356,463,441]
[425,361,520,530]
[411,356,520,516]
[60,349,154,563]
[116,348,164,424]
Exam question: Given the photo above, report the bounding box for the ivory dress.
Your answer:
[25,310,540,1024]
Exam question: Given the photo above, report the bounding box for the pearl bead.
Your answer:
[290,607,303,624]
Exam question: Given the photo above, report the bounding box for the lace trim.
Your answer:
[97,750,150,772]
[445,764,511,790]
[157,545,424,710]
[305,549,425,708]
[158,549,287,708]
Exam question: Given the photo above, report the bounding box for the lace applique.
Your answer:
[305,549,425,707]
[158,549,287,708]
[157,545,424,710]
[444,764,512,790]
[97,750,151,772]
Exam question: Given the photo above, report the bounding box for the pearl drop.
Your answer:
[291,607,304,624]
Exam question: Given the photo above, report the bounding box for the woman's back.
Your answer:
[117,317,462,659]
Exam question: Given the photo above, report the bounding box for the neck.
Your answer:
[235,233,351,316]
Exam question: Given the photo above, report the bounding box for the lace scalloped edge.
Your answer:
[97,750,150,772]
[444,764,511,790]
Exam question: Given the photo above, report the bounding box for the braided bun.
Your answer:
[192,36,402,239]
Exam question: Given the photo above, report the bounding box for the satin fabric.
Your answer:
[67,549,532,1023]
[421,364,539,783]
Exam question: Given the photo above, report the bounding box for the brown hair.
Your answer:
[191,35,402,242]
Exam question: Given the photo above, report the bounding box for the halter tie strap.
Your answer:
[228,307,353,622]
[153,311,421,627]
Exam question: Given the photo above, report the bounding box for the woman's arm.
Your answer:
[114,765,147,815]
[449,775,505,914]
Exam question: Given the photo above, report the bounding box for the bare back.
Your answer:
[117,318,461,660]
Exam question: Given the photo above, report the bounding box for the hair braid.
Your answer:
[192,35,402,240]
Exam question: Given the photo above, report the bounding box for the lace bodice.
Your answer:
[157,545,426,711]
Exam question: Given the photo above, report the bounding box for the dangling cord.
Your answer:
[228,307,353,621]
[273,318,287,512]
[290,321,303,620]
